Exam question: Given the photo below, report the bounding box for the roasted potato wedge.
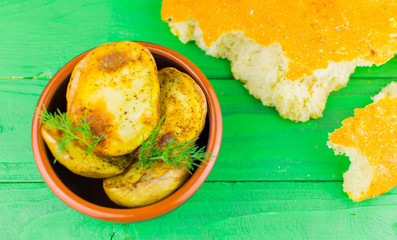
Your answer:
[157,67,207,146]
[130,67,208,158]
[104,68,208,207]
[103,161,189,207]
[41,126,132,178]
[67,41,160,156]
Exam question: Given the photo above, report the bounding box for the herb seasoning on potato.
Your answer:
[41,126,132,178]
[103,67,209,208]
[40,108,132,178]
[67,41,160,157]
[158,67,207,146]
[40,41,209,208]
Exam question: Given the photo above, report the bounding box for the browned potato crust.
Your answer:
[157,67,207,146]
[41,126,132,178]
[103,67,208,207]
[103,161,189,207]
[67,41,160,156]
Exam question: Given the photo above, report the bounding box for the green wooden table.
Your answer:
[1,1,397,239]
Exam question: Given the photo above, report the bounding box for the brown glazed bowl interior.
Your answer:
[31,41,222,222]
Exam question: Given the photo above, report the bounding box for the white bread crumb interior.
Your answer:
[372,81,397,103]
[327,142,373,201]
[168,18,374,122]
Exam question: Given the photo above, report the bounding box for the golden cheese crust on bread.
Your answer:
[328,82,397,202]
[162,0,397,122]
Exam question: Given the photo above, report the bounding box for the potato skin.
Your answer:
[67,41,160,156]
[157,67,207,146]
[104,67,208,207]
[41,126,132,178]
[130,67,208,158]
[103,161,189,207]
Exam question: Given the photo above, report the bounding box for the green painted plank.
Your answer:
[207,77,396,181]
[0,78,47,181]
[0,0,232,79]
[351,56,397,78]
[0,0,396,80]
[0,182,396,240]
[0,77,396,182]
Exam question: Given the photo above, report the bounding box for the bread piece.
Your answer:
[372,81,397,103]
[328,82,397,201]
[162,1,397,122]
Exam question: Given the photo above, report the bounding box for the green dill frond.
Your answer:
[39,107,103,162]
[138,116,163,170]
[138,116,212,174]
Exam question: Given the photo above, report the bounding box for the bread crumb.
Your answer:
[162,17,373,122]
[161,1,397,122]
[328,81,397,202]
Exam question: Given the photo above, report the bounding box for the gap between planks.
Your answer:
[0,179,343,184]
[0,73,396,81]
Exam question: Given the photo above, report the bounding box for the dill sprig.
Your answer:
[138,117,211,174]
[39,107,102,162]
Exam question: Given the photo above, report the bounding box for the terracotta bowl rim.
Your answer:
[31,41,223,222]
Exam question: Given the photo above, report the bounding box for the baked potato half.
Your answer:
[103,161,189,208]
[103,67,208,207]
[130,67,208,158]
[42,125,132,178]
[157,67,207,147]
[67,41,160,156]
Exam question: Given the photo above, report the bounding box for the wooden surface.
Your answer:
[1,0,396,239]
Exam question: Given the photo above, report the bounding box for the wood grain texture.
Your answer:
[1,182,396,240]
[208,78,397,181]
[0,0,232,79]
[1,0,397,239]
[0,78,46,181]
[1,78,396,182]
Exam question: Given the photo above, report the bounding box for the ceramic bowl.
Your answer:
[31,41,222,222]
